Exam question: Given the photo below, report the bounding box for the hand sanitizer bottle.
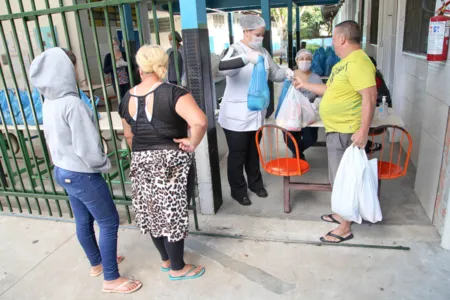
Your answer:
[379,96,387,118]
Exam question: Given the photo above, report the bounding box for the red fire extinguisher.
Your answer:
[428,1,450,61]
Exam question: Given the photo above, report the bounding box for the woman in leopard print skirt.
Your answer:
[119,45,207,280]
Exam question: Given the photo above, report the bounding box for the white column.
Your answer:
[441,188,450,249]
[195,135,215,215]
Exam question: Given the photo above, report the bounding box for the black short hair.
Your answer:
[62,48,77,65]
[369,56,377,67]
[335,20,361,44]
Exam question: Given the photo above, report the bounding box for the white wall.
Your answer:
[393,0,450,232]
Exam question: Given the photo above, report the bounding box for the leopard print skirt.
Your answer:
[129,149,193,242]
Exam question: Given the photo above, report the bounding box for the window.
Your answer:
[149,18,171,32]
[403,0,435,54]
[88,1,137,27]
[213,14,225,28]
[370,0,379,45]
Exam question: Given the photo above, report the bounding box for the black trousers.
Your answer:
[113,83,131,101]
[286,127,319,158]
[223,128,264,198]
[151,235,185,271]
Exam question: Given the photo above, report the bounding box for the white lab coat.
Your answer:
[218,41,287,132]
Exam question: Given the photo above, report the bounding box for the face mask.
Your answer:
[249,36,264,49]
[297,61,311,72]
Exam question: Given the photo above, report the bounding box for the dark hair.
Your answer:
[369,56,377,67]
[170,31,182,43]
[335,20,361,44]
[62,48,77,65]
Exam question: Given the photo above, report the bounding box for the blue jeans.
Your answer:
[55,167,120,281]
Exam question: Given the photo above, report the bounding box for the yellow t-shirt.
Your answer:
[319,49,376,133]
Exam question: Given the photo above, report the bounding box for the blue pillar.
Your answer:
[180,0,222,214]
[123,4,135,42]
[261,0,275,118]
[296,4,300,52]
[287,1,293,69]
[228,12,234,45]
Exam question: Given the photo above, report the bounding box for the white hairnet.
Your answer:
[295,49,312,60]
[240,15,266,30]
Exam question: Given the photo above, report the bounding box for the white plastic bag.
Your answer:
[331,145,365,224]
[276,85,316,131]
[359,152,383,223]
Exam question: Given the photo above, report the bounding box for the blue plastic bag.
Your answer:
[24,88,44,125]
[0,88,99,126]
[0,89,24,125]
[311,47,326,76]
[247,56,270,111]
[275,79,291,119]
[79,90,100,117]
[324,48,340,76]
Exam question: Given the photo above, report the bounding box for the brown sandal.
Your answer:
[102,276,142,294]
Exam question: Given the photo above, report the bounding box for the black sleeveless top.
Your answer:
[119,83,189,152]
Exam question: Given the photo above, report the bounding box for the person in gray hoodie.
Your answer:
[29,47,142,294]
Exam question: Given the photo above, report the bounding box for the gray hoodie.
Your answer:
[29,48,110,173]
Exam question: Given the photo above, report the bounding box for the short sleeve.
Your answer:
[347,58,376,91]
[118,91,131,119]
[170,85,189,108]
[309,73,323,85]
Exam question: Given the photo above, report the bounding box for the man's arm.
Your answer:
[293,76,327,96]
[351,86,378,148]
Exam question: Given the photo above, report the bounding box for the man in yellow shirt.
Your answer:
[293,21,377,243]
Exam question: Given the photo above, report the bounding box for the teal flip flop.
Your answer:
[169,265,205,281]
[160,266,171,272]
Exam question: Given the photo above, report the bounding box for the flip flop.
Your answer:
[90,256,125,277]
[320,214,341,225]
[169,265,205,281]
[102,277,142,294]
[160,266,171,272]
[320,231,354,244]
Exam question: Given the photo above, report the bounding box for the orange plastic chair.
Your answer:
[367,125,413,196]
[255,125,311,213]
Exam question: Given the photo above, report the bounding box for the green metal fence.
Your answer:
[0,0,196,227]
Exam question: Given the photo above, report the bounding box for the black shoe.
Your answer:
[250,188,268,198]
[232,195,252,206]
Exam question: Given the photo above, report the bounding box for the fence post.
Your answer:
[261,0,274,118]
[296,4,300,52]
[180,0,222,215]
[228,12,234,45]
[288,1,293,69]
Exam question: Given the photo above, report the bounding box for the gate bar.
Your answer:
[87,1,132,223]
[0,0,145,21]
[151,0,161,45]
[168,1,181,85]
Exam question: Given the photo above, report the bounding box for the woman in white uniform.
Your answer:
[218,15,293,206]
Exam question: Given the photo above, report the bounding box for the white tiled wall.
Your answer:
[392,0,449,229]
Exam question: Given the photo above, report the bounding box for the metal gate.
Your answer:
[0,0,195,226]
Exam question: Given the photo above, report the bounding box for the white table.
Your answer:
[215,108,404,128]
[80,83,111,94]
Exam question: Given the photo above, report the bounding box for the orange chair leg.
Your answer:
[284,176,291,213]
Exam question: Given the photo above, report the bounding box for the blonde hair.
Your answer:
[136,45,168,79]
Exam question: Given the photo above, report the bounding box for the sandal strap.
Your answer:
[112,277,137,292]
[181,265,198,277]
[326,231,351,241]
[328,214,338,223]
